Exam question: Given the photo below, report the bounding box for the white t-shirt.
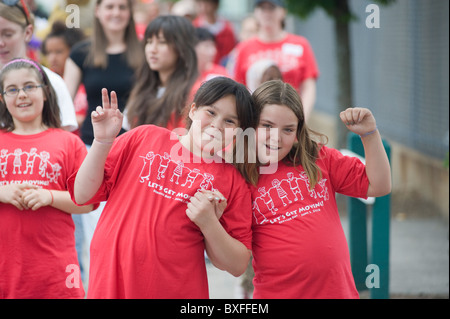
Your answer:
[43,66,78,132]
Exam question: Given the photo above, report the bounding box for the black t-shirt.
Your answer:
[70,41,135,145]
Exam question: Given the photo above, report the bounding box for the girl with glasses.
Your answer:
[0,58,94,298]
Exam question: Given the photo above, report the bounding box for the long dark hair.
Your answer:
[0,59,60,131]
[125,15,198,129]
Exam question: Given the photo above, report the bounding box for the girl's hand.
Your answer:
[22,188,53,211]
[0,183,38,210]
[186,189,227,229]
[340,107,377,136]
[199,189,227,220]
[91,88,123,144]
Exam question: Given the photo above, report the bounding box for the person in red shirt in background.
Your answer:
[233,0,319,122]
[133,0,160,40]
[191,27,229,96]
[193,0,237,66]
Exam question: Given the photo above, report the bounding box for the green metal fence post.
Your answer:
[347,133,369,292]
[370,140,391,299]
[346,132,391,299]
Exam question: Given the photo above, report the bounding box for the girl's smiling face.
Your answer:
[187,94,240,158]
[2,68,46,129]
[257,103,298,164]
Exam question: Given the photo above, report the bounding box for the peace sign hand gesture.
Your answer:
[91,88,124,144]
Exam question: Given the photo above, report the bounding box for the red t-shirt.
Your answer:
[250,147,369,299]
[194,17,237,65]
[233,33,319,91]
[67,125,252,299]
[0,129,87,299]
[192,64,230,98]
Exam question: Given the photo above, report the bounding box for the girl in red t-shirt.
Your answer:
[246,80,391,299]
[69,77,257,298]
[0,58,93,298]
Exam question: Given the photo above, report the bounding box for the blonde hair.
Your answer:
[252,80,328,189]
[0,1,34,28]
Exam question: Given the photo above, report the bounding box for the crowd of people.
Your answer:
[0,0,391,299]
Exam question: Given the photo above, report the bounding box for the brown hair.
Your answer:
[251,80,327,189]
[0,59,60,131]
[85,0,143,70]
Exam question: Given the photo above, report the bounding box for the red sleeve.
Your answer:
[219,174,253,250]
[67,129,137,206]
[320,146,369,199]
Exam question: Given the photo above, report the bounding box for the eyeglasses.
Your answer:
[2,84,44,97]
[1,0,31,26]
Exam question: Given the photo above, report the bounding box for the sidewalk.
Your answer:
[206,213,449,299]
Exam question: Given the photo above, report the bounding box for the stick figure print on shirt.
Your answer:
[139,151,156,183]
[272,179,292,207]
[298,171,317,199]
[317,179,329,201]
[181,168,202,188]
[252,201,267,224]
[0,148,63,185]
[24,148,38,174]
[13,149,23,174]
[170,161,184,184]
[47,163,62,183]
[39,151,50,177]
[258,187,277,215]
[157,153,171,180]
[287,172,304,201]
[198,173,215,192]
[0,149,8,178]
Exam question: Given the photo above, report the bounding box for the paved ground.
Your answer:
[207,204,449,299]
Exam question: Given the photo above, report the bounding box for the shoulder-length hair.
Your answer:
[0,59,60,131]
[85,0,143,70]
[252,80,327,189]
[125,15,198,129]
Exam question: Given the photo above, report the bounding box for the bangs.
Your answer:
[144,17,175,43]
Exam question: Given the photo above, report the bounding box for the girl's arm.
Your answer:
[186,190,251,277]
[74,89,123,204]
[63,58,82,100]
[340,108,391,197]
[22,188,93,214]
